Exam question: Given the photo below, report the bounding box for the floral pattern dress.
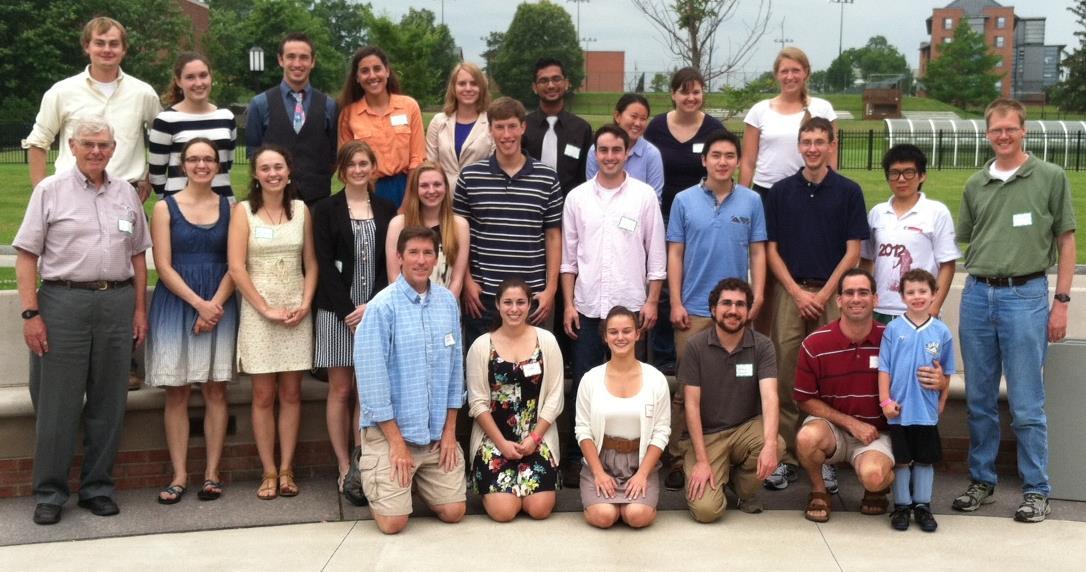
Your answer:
[471,342,560,496]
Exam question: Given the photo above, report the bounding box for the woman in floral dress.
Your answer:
[466,278,565,521]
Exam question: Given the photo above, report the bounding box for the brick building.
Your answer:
[582,51,625,92]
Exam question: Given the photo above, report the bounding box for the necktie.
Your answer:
[541,116,558,169]
[292,91,305,133]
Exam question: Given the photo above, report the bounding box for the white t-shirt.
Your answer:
[860,193,962,315]
[989,163,1021,181]
[92,78,119,99]
[743,96,837,188]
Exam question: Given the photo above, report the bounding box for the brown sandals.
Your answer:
[861,488,890,515]
[805,491,832,522]
[278,469,299,497]
[257,472,278,500]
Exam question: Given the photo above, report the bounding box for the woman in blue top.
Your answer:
[586,93,664,201]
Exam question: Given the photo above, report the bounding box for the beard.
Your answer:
[715,314,746,334]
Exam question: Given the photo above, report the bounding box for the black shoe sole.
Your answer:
[77,499,119,516]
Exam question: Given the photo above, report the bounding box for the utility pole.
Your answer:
[774,18,793,50]
[567,0,591,49]
[829,0,855,58]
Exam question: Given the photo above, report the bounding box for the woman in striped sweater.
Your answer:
[149,52,237,199]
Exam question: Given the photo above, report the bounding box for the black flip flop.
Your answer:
[158,484,186,505]
[198,480,224,501]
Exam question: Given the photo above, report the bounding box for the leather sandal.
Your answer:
[805,491,832,523]
[279,469,299,497]
[198,479,224,501]
[257,472,278,500]
[861,488,890,515]
[157,484,186,505]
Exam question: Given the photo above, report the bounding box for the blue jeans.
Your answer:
[959,275,1051,495]
[462,294,497,351]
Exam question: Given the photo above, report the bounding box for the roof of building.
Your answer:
[943,0,1004,16]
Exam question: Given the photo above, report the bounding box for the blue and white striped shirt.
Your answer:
[355,275,465,445]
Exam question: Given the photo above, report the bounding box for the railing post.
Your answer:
[937,130,944,170]
[866,129,874,170]
[1077,131,1082,172]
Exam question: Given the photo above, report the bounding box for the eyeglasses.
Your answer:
[717,299,748,309]
[76,140,114,151]
[987,127,1022,136]
[887,168,919,181]
[798,139,829,148]
[535,75,566,86]
[840,288,873,298]
[184,156,218,165]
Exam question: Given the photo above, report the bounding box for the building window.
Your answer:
[996,16,1006,29]
[943,37,952,44]
[995,36,1005,48]
[995,57,1003,68]
[944,17,953,29]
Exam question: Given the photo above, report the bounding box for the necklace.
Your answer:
[263,206,285,225]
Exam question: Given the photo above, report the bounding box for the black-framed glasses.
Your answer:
[887,169,919,181]
[535,75,566,86]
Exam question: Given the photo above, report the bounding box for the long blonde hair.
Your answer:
[403,162,458,265]
[774,47,812,120]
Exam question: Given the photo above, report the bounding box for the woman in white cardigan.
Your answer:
[467,278,564,522]
[575,306,671,529]
[425,62,494,185]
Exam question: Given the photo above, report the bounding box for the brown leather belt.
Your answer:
[601,436,640,454]
[972,271,1045,288]
[44,278,133,290]
[795,279,827,288]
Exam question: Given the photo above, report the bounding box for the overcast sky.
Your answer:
[366,0,1078,85]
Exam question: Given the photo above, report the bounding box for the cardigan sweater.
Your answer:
[575,361,672,465]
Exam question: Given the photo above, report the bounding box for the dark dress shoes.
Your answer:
[77,496,120,516]
[33,503,62,525]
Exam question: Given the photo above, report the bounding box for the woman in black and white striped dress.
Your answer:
[149,52,236,199]
[311,140,396,500]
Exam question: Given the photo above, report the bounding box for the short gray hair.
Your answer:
[69,116,115,142]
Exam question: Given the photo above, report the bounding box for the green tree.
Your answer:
[0,0,191,122]
[808,70,829,93]
[851,36,910,81]
[313,0,373,56]
[649,72,671,93]
[924,23,1001,110]
[1050,1,1086,112]
[826,53,855,92]
[720,74,777,119]
[489,1,583,105]
[366,9,458,106]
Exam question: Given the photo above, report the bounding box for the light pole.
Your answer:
[567,0,591,49]
[829,0,855,58]
[248,45,265,95]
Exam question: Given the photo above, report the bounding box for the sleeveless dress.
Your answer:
[314,217,377,367]
[146,195,237,386]
[236,200,313,374]
[471,342,559,497]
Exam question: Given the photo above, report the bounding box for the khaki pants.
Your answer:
[771,282,839,465]
[668,316,715,458]
[681,417,785,523]
[359,427,466,517]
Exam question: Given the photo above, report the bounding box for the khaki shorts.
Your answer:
[802,416,894,467]
[359,427,466,517]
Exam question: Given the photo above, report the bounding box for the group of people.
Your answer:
[15,17,1074,536]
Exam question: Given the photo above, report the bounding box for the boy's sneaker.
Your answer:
[889,505,911,531]
[1014,493,1051,523]
[952,481,995,512]
[763,462,798,490]
[913,503,938,532]
[822,464,839,494]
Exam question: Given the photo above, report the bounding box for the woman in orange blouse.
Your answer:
[337,47,425,208]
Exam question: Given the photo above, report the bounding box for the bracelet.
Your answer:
[880,399,895,408]
[530,432,543,445]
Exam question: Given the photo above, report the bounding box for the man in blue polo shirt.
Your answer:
[663,128,767,490]
[764,116,869,491]
[454,97,564,347]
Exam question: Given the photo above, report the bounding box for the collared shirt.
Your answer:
[13,167,151,281]
[794,320,887,431]
[957,155,1076,277]
[879,315,956,426]
[643,112,726,218]
[561,174,666,317]
[245,81,338,157]
[338,93,425,178]
[23,66,161,182]
[766,168,869,282]
[356,276,465,446]
[454,154,564,298]
[667,181,766,317]
[585,137,665,202]
[861,193,960,315]
[523,109,594,195]
[679,327,777,434]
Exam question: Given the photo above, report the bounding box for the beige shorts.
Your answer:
[359,426,467,517]
[802,416,894,467]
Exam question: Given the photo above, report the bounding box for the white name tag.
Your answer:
[618,216,638,231]
[254,227,275,240]
[522,362,542,377]
[117,219,133,234]
[390,114,409,127]
[334,260,343,272]
[644,403,654,418]
[736,363,753,377]
[869,355,879,369]
[564,143,581,159]
[692,143,704,154]
[1012,212,1033,227]
[444,332,456,347]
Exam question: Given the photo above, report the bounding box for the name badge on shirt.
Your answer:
[444,332,456,347]
[692,143,704,154]
[254,227,275,240]
[390,114,409,127]
[644,404,654,418]
[334,260,343,273]
[118,219,133,234]
[869,356,879,369]
[564,144,581,159]
[1012,212,1033,227]
[618,216,638,232]
[522,362,542,377]
[736,363,753,377]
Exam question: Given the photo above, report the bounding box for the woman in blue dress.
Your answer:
[147,138,237,504]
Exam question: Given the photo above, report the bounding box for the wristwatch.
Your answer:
[21,309,40,320]
[1054,293,1071,303]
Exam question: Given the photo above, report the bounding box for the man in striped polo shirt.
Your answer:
[454,97,564,346]
[793,268,896,522]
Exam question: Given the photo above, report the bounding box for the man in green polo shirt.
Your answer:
[953,98,1076,523]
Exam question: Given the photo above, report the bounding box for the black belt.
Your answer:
[971,271,1045,287]
[44,278,133,290]
[795,279,827,288]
